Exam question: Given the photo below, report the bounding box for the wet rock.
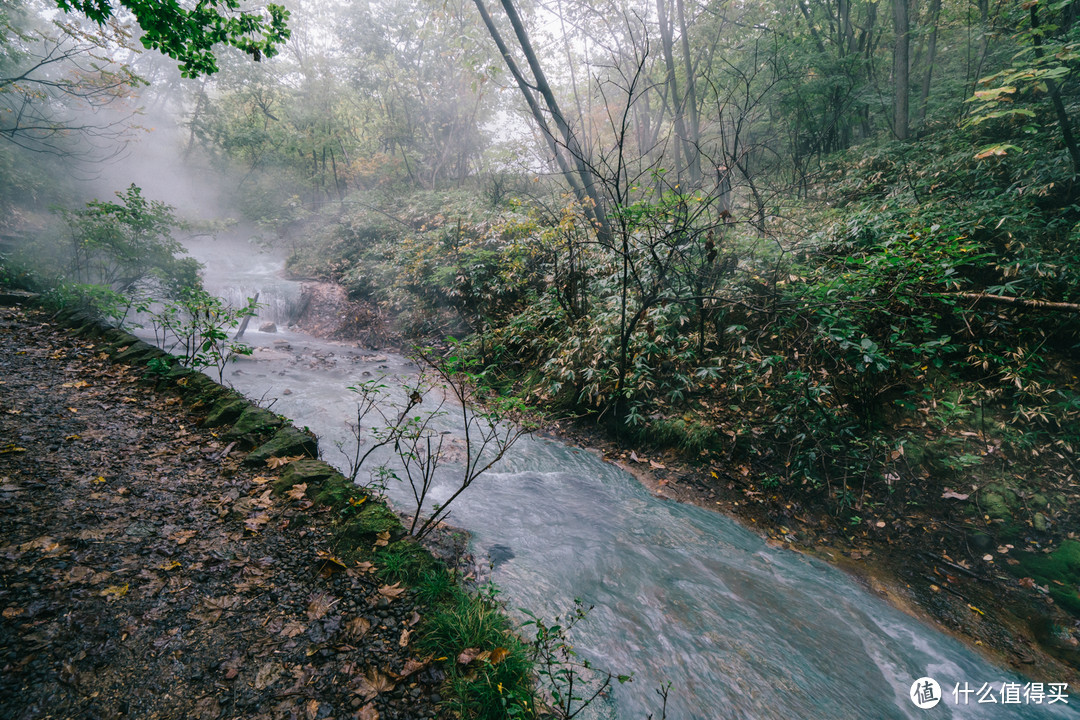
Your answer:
[272,458,337,494]
[202,398,249,428]
[223,407,283,445]
[112,340,169,364]
[245,427,318,466]
[259,322,277,333]
[1033,512,1049,532]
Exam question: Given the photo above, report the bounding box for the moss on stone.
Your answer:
[223,406,282,443]
[271,458,337,494]
[246,427,318,466]
[203,398,250,428]
[1009,540,1080,617]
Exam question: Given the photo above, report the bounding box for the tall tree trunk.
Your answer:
[916,0,940,127]
[656,0,693,179]
[472,0,613,244]
[1031,4,1080,176]
[674,0,702,183]
[893,0,910,140]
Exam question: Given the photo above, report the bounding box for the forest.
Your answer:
[2,0,1080,714]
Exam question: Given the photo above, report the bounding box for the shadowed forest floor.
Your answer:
[0,305,445,720]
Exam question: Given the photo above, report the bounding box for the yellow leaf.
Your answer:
[0,445,27,454]
[101,584,129,600]
[489,647,510,665]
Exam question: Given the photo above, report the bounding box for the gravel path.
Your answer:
[0,306,444,720]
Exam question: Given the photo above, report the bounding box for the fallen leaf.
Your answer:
[397,657,429,678]
[489,647,510,665]
[279,620,306,637]
[629,451,643,463]
[352,668,395,701]
[266,455,303,469]
[941,490,970,500]
[244,513,270,533]
[355,703,379,720]
[286,483,309,501]
[307,592,336,620]
[254,662,284,690]
[354,561,375,574]
[457,647,482,665]
[304,699,319,720]
[649,459,666,469]
[372,531,390,549]
[169,529,197,545]
[250,476,272,485]
[2,607,24,619]
[101,584,129,601]
[344,616,372,640]
[398,628,411,647]
[316,550,348,569]
[378,583,405,601]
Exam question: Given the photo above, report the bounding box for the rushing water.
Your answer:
[173,239,1076,719]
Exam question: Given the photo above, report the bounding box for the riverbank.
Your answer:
[0,303,534,720]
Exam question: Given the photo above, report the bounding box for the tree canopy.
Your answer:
[54,0,290,76]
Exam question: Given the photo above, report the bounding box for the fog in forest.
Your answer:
[3,0,1080,715]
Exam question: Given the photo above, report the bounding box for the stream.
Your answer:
[174,237,1076,719]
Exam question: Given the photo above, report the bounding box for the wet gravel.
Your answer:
[0,306,446,720]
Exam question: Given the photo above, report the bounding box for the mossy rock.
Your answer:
[223,406,282,444]
[272,458,338,494]
[178,372,221,397]
[336,503,407,556]
[978,484,1018,521]
[164,364,193,380]
[113,340,166,363]
[311,475,365,510]
[1008,540,1080,617]
[203,398,250,428]
[246,427,319,466]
